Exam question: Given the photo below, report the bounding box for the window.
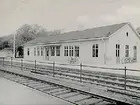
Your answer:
[69,46,74,56]
[133,46,137,58]
[64,46,68,56]
[27,48,30,56]
[41,47,43,56]
[92,44,98,57]
[125,45,129,57]
[71,46,74,56]
[116,44,120,57]
[51,46,55,56]
[75,46,79,57]
[37,47,40,56]
[56,46,60,56]
[34,48,36,56]
[134,46,137,50]
[46,48,49,56]
[126,32,128,37]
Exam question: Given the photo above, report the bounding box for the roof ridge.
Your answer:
[61,22,128,34]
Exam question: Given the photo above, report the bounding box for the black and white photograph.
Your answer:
[0,0,140,105]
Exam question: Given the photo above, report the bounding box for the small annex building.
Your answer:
[24,22,140,65]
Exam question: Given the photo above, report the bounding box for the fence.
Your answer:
[0,57,140,92]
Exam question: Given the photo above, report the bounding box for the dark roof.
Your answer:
[25,22,128,45]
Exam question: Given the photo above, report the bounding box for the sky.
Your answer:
[0,0,140,36]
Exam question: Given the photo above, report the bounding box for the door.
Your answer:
[116,44,120,64]
[45,47,49,60]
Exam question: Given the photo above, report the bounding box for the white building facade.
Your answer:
[24,23,140,65]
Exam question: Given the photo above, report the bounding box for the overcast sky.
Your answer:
[0,0,140,36]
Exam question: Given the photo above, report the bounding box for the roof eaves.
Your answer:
[44,36,109,44]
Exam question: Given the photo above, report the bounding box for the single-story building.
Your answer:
[24,22,140,65]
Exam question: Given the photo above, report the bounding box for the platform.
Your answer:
[0,77,71,105]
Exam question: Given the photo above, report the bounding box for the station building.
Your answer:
[24,22,140,65]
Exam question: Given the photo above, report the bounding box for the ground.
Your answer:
[0,77,71,105]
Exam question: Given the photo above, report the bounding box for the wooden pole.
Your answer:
[124,66,127,90]
[53,62,55,77]
[21,59,23,71]
[11,57,13,68]
[3,57,4,67]
[80,63,82,82]
[35,60,36,72]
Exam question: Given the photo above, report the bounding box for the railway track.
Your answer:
[4,61,140,93]
[0,70,120,105]
[1,60,140,104]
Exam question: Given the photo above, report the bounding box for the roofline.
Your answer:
[108,22,129,38]
[108,22,140,40]
[24,37,109,46]
[128,23,140,40]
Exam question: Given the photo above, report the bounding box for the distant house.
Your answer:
[0,48,13,58]
[24,22,140,65]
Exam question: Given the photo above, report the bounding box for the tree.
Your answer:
[15,24,48,49]
[0,24,62,57]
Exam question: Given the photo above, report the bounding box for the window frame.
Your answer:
[116,44,120,57]
[126,32,128,37]
[56,46,60,56]
[133,46,137,58]
[64,46,68,56]
[75,46,79,57]
[37,47,40,56]
[133,46,137,50]
[51,46,55,56]
[27,48,30,56]
[125,45,129,57]
[92,44,98,57]
[41,47,43,56]
[69,46,74,57]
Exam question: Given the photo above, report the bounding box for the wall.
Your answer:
[24,45,45,61]
[106,24,140,65]
[24,39,105,65]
